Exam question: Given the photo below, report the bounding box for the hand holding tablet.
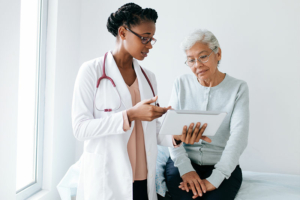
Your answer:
[160,110,227,144]
[173,122,211,144]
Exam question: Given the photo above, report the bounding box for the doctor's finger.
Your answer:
[161,106,172,112]
[142,96,158,104]
[152,106,169,113]
[147,112,164,121]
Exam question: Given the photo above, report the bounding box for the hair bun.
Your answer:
[106,3,158,37]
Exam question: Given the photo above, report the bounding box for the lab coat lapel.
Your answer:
[133,59,153,135]
[105,52,132,109]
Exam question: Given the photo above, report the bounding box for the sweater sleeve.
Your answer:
[206,82,250,188]
[168,79,196,176]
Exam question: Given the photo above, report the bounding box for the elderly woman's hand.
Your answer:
[179,178,216,198]
[179,171,206,198]
[173,122,211,144]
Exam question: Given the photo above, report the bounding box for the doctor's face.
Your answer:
[123,21,156,60]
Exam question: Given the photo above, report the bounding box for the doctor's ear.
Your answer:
[118,26,127,40]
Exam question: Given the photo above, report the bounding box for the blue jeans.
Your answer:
[157,192,172,200]
[165,157,242,200]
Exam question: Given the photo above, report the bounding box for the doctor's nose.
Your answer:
[145,41,153,49]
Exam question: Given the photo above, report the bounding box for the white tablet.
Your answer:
[159,110,227,136]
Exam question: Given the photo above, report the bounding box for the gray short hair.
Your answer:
[180,29,220,54]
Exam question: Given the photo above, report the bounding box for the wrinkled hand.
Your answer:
[179,171,206,198]
[173,122,211,144]
[127,96,171,122]
[179,179,216,198]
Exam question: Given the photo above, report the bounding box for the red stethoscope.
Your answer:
[94,52,159,112]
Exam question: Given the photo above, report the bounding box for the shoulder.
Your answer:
[74,57,104,88]
[225,74,249,90]
[176,74,195,82]
[76,57,104,83]
[225,75,249,101]
[173,74,196,88]
[79,57,103,74]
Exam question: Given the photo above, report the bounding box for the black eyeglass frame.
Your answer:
[125,27,157,45]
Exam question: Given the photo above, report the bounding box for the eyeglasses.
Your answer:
[125,27,157,45]
[185,47,217,67]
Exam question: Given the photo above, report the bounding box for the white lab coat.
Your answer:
[70,51,173,200]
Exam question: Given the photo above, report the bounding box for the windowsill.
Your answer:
[27,189,77,200]
[27,190,49,200]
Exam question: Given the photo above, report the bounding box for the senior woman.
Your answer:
[156,29,249,200]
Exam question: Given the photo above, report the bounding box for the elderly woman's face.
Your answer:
[185,42,221,81]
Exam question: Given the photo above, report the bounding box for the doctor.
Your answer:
[72,3,210,200]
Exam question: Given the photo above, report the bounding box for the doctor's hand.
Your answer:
[127,96,171,122]
[173,122,211,144]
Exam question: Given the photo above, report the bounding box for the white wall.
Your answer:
[76,0,300,175]
[0,0,81,199]
[0,1,21,199]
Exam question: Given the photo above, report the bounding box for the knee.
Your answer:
[164,159,195,200]
[165,158,181,183]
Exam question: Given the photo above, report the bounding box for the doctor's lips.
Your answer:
[141,51,148,57]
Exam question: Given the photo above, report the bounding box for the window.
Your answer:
[16,0,48,199]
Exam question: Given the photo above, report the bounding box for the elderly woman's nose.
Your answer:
[195,60,204,68]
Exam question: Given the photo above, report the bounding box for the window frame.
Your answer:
[16,0,48,199]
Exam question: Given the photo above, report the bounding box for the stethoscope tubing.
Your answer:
[94,52,158,112]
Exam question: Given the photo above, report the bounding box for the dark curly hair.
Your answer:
[107,3,158,37]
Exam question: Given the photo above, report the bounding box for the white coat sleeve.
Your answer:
[72,62,126,141]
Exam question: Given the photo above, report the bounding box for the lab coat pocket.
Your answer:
[82,152,104,199]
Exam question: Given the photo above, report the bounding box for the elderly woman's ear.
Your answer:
[216,47,222,64]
